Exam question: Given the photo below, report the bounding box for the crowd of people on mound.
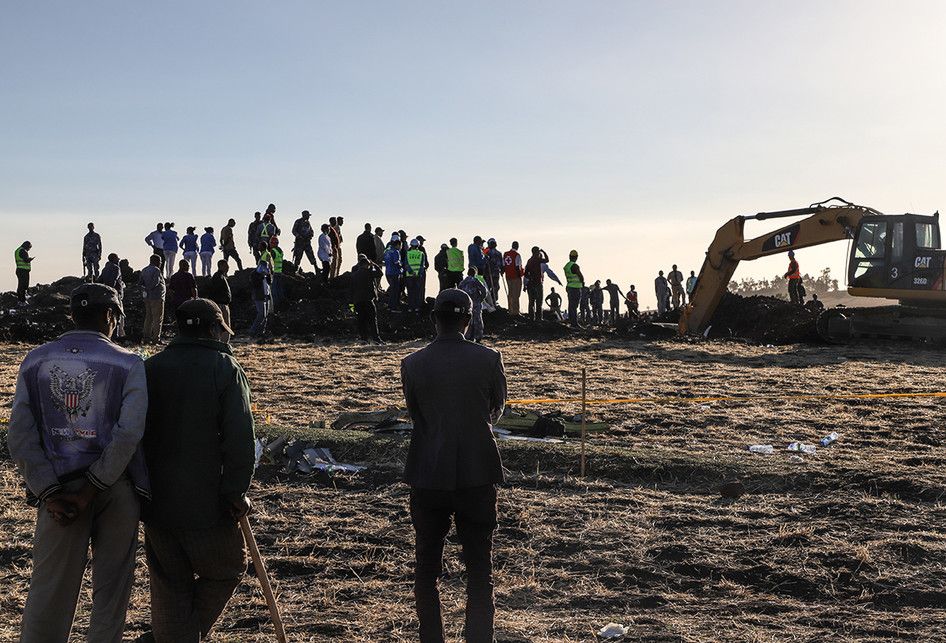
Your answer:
[19,203,831,343]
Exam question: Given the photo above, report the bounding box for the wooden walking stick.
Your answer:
[240,515,288,643]
[580,368,587,478]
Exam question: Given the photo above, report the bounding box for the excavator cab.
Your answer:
[847,213,946,300]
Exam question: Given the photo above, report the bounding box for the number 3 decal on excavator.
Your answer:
[891,267,899,279]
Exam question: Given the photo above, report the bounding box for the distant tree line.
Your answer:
[728,267,839,298]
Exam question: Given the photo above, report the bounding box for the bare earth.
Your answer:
[2,337,946,642]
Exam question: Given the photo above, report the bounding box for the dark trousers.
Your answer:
[222,247,243,271]
[355,300,380,341]
[592,303,603,324]
[16,268,30,302]
[527,283,543,319]
[406,276,422,312]
[387,275,402,310]
[271,274,284,309]
[438,272,451,293]
[320,260,331,280]
[145,522,246,643]
[152,248,166,271]
[446,271,462,289]
[567,288,581,326]
[293,242,316,269]
[789,279,804,304]
[411,485,497,643]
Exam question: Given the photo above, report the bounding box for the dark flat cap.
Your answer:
[433,288,472,315]
[176,298,234,336]
[71,283,123,316]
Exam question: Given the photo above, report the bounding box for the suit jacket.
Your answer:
[401,333,506,490]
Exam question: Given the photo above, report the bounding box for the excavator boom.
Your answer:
[680,198,875,335]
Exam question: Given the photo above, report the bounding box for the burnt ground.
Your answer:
[2,338,946,641]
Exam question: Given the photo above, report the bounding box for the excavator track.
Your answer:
[817,305,946,342]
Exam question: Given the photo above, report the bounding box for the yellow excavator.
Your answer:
[680,197,946,341]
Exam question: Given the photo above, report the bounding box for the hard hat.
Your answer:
[410,239,420,247]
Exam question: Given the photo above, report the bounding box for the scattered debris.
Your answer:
[255,436,365,477]
[787,442,817,455]
[597,622,629,639]
[497,408,609,437]
[820,432,839,447]
[748,445,774,454]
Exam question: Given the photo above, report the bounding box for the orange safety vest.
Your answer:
[786,259,801,280]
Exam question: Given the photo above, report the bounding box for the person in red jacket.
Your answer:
[785,250,804,304]
[502,241,524,315]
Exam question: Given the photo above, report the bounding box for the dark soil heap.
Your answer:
[0,269,819,345]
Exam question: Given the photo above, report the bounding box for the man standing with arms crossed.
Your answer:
[8,283,150,643]
[143,299,255,642]
[140,254,166,345]
[401,288,507,643]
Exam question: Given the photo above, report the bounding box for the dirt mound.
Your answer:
[707,292,820,344]
[0,271,820,345]
[0,266,586,344]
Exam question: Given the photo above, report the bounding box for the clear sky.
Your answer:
[2,1,945,306]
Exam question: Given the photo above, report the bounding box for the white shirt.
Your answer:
[317,233,333,262]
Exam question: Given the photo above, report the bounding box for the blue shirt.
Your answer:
[468,243,485,269]
[200,233,216,253]
[162,230,180,252]
[384,247,403,277]
[180,234,199,253]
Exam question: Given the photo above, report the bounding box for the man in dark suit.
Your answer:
[400,288,507,643]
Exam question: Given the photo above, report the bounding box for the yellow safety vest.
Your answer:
[564,261,582,289]
[446,247,464,272]
[15,247,30,271]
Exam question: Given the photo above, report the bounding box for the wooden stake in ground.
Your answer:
[580,368,587,477]
[240,515,288,643]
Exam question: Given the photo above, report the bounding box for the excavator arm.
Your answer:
[680,198,878,335]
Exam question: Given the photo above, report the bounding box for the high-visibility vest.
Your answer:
[260,249,272,266]
[475,274,486,286]
[446,247,464,272]
[407,249,425,274]
[272,247,284,274]
[787,259,801,280]
[260,222,276,240]
[564,261,582,289]
[15,247,30,271]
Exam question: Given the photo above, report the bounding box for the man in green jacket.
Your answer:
[143,299,255,642]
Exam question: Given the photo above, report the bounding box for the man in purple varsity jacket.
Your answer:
[8,283,150,643]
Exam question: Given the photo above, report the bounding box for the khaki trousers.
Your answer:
[506,277,522,315]
[219,304,231,337]
[143,299,165,344]
[21,477,140,643]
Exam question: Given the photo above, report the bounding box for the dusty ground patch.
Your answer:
[2,337,946,641]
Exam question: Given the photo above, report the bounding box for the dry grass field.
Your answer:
[2,337,946,641]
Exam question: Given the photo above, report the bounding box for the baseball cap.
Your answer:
[71,283,124,317]
[375,227,384,233]
[416,235,426,242]
[433,288,472,315]
[391,233,401,242]
[569,249,578,258]
[176,298,234,336]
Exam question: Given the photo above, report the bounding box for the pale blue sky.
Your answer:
[2,1,945,306]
